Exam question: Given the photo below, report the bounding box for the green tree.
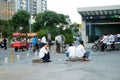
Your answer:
[12,10,30,32]
[37,29,49,38]
[65,33,74,44]
[33,10,69,31]
[33,10,71,41]
[33,10,59,31]
[70,23,80,36]
[0,19,14,37]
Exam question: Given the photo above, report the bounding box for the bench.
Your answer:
[32,59,43,63]
[69,57,83,62]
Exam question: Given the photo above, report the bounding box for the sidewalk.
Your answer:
[0,46,120,80]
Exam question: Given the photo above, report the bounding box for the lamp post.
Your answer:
[29,15,32,32]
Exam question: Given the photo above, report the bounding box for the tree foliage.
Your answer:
[33,10,72,41]
[33,10,69,31]
[0,10,75,44]
[0,19,14,37]
[70,23,80,36]
[37,29,49,38]
[12,10,30,32]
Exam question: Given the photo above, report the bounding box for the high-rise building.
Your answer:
[29,0,47,15]
[0,0,47,20]
[0,0,15,20]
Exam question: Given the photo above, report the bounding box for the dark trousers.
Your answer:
[101,43,106,51]
[42,52,50,62]
[56,44,60,53]
[111,42,115,50]
[4,43,7,50]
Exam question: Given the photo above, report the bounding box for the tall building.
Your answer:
[29,0,47,15]
[0,0,47,20]
[0,0,15,20]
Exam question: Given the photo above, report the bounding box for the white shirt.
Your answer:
[75,44,86,58]
[41,36,47,43]
[67,46,76,58]
[55,35,65,45]
[101,35,108,44]
[117,34,120,38]
[108,34,115,42]
[39,47,48,58]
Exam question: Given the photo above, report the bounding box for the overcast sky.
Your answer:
[47,0,120,23]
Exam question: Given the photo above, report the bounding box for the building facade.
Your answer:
[0,0,47,20]
[77,5,120,43]
[0,0,15,20]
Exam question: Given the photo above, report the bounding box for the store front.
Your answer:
[77,5,120,42]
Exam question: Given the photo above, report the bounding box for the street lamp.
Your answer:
[29,15,32,32]
[29,15,35,32]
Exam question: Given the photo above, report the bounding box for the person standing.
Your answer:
[76,35,82,45]
[41,35,47,46]
[3,37,7,50]
[32,36,38,52]
[75,41,90,61]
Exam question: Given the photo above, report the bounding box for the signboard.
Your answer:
[12,32,37,37]
[12,32,21,36]
[27,33,37,36]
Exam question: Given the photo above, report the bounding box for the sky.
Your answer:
[47,0,120,23]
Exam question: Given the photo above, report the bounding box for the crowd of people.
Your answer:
[99,33,120,51]
[0,34,90,63]
[2,32,120,63]
[38,40,90,63]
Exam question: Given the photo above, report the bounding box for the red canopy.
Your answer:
[12,33,21,36]
[12,33,26,37]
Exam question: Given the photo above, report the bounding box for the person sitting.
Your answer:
[39,44,51,62]
[65,43,76,61]
[75,41,90,61]
[100,34,108,51]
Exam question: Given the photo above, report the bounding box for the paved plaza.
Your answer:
[0,43,120,80]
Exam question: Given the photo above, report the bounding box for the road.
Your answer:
[0,44,120,80]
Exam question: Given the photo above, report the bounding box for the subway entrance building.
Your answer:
[77,5,120,43]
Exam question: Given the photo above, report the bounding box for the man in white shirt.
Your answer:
[100,34,108,51]
[108,33,115,50]
[108,34,115,43]
[75,41,90,61]
[65,43,76,60]
[41,36,47,44]
[117,33,120,42]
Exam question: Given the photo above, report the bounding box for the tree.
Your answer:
[70,23,80,37]
[12,10,30,32]
[0,19,14,37]
[32,10,70,40]
[33,10,69,30]
[37,29,49,38]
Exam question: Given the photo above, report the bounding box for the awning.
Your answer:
[77,5,120,17]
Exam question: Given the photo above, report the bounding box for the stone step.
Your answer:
[32,59,43,63]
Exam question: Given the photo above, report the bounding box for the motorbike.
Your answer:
[91,38,120,52]
[91,39,103,52]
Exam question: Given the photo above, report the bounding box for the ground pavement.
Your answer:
[0,43,120,80]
